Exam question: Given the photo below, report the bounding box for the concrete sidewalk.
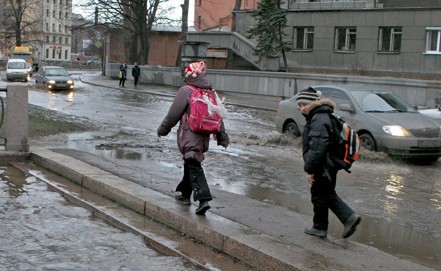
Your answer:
[25,148,435,271]
[2,75,436,270]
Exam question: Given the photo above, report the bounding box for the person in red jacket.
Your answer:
[157,62,229,215]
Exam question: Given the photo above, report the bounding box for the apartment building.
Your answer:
[194,0,260,31]
[0,0,72,62]
[194,0,441,78]
[40,0,72,62]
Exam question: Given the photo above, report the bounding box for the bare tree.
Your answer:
[175,0,189,67]
[80,0,175,65]
[0,0,43,48]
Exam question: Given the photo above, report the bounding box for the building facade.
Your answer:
[194,0,260,31]
[0,0,72,63]
[194,0,441,79]
[38,0,72,62]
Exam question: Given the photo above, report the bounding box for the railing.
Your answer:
[288,0,368,9]
[0,87,5,131]
[187,32,280,71]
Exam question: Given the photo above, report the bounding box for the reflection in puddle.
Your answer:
[56,131,441,269]
[214,173,441,269]
[383,173,404,216]
[385,174,404,196]
[0,166,202,270]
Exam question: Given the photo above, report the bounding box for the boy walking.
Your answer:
[297,87,361,239]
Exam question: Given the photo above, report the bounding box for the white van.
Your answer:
[6,59,29,82]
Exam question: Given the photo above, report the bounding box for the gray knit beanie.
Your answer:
[296,87,321,106]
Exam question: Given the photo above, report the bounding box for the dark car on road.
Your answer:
[34,66,74,90]
[275,85,441,163]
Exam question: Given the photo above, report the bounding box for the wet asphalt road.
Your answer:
[2,71,440,269]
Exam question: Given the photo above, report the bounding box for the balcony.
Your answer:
[288,0,369,10]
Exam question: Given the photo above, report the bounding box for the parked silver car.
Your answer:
[34,66,74,90]
[275,85,441,162]
[419,105,441,125]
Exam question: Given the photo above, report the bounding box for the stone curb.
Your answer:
[30,149,313,271]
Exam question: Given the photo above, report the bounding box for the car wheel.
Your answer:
[359,133,376,151]
[283,121,300,138]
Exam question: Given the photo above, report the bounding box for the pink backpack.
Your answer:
[186,85,227,134]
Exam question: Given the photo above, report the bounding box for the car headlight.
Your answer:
[48,80,56,84]
[67,80,73,84]
[383,125,411,137]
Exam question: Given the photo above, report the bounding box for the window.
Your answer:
[335,27,356,52]
[52,49,55,59]
[379,27,402,52]
[52,23,55,32]
[53,36,56,43]
[293,27,314,50]
[46,36,49,42]
[46,9,49,16]
[46,48,49,59]
[59,11,62,18]
[46,23,49,31]
[65,50,68,59]
[319,88,352,108]
[53,10,55,18]
[59,24,62,32]
[425,28,441,53]
[59,37,62,44]
[65,37,69,44]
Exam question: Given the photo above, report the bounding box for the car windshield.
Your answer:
[351,91,417,113]
[45,68,68,76]
[8,62,26,69]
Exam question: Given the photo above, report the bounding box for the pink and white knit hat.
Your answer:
[184,61,206,78]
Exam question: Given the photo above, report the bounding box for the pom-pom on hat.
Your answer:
[184,61,206,78]
[296,87,321,106]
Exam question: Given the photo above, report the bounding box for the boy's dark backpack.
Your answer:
[328,113,361,173]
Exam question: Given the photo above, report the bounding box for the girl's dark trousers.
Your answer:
[176,159,212,202]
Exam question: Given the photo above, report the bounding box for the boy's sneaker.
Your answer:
[195,201,210,215]
[174,195,191,205]
[304,227,327,238]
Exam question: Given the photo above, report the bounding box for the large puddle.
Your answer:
[21,79,441,269]
[55,131,441,270]
[0,165,202,271]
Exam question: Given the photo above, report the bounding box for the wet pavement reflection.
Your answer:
[22,76,441,269]
[0,166,202,271]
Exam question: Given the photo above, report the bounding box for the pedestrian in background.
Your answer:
[157,61,229,215]
[119,63,127,87]
[297,87,361,239]
[132,62,140,87]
